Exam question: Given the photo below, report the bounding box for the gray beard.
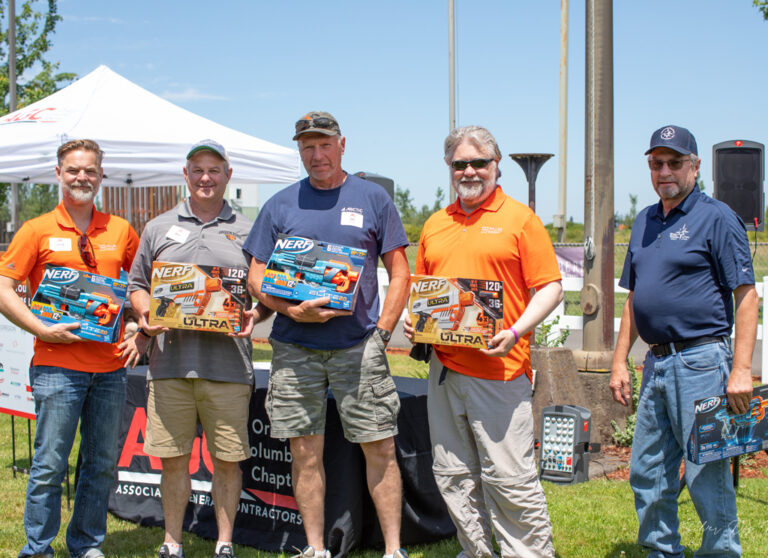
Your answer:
[456,180,485,201]
[62,182,95,203]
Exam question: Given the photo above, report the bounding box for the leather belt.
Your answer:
[650,336,725,358]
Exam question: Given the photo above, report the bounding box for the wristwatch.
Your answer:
[376,327,392,344]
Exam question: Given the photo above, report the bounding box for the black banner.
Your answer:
[109,369,454,556]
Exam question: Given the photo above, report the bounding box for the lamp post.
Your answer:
[509,153,554,213]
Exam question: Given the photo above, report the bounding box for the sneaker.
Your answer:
[391,550,409,558]
[158,544,185,558]
[79,550,105,558]
[292,546,331,558]
[214,544,236,558]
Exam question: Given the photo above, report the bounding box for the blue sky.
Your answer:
[31,1,768,223]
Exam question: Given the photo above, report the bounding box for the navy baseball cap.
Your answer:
[645,125,698,156]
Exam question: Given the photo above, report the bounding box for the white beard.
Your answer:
[62,181,96,203]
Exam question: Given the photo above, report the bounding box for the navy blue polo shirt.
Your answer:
[619,187,754,345]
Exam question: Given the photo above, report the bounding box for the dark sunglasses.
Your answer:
[78,234,97,269]
[294,117,337,134]
[450,158,493,171]
[648,157,691,172]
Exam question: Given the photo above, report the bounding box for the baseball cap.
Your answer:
[187,139,229,162]
[645,125,698,156]
[293,111,341,140]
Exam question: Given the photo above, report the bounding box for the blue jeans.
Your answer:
[19,366,126,558]
[629,340,740,557]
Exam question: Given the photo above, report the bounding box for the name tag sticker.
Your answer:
[166,225,190,244]
[49,237,72,251]
[341,209,363,228]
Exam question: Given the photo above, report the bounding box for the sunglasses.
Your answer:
[648,157,692,171]
[450,158,494,171]
[78,234,97,269]
[294,117,337,134]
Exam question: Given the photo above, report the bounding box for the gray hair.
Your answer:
[444,126,502,162]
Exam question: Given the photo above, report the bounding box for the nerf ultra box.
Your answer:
[261,234,366,311]
[687,384,768,464]
[31,265,127,343]
[149,262,248,334]
[408,276,504,349]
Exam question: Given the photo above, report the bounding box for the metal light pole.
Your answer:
[573,0,614,373]
[9,0,19,235]
[556,0,569,241]
[448,0,457,203]
[509,153,554,213]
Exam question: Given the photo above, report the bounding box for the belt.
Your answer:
[650,336,726,358]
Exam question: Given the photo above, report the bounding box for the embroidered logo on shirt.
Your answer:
[669,224,690,241]
[480,226,503,234]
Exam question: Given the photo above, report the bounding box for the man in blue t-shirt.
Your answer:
[244,112,410,558]
[610,125,758,557]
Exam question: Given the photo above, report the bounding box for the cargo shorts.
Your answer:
[266,329,400,443]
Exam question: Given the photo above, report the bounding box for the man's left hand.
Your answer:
[230,308,256,338]
[479,329,517,357]
[726,365,754,415]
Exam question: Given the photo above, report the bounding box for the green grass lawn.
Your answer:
[3,350,767,556]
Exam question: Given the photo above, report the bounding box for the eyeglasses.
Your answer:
[294,117,337,134]
[648,157,692,171]
[450,158,494,171]
[78,234,97,269]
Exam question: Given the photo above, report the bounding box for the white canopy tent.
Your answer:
[0,65,300,187]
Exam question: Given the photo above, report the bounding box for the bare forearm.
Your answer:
[612,294,638,369]
[377,274,409,332]
[0,280,46,337]
[511,281,563,337]
[732,285,758,373]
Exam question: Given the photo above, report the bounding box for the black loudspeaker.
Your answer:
[354,171,394,200]
[713,140,765,231]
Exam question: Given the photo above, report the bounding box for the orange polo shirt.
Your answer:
[0,203,139,372]
[416,186,561,381]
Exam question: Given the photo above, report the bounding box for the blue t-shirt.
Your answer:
[244,173,409,349]
[619,187,754,345]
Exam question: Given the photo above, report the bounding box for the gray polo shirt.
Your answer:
[128,200,254,384]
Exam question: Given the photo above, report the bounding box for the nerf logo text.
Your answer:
[43,267,79,284]
[695,396,721,414]
[152,264,193,280]
[412,278,447,294]
[275,237,314,253]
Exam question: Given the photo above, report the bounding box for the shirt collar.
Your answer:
[54,202,109,234]
[446,185,506,217]
[178,199,234,223]
[649,186,702,219]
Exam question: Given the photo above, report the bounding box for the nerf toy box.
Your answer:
[261,235,366,311]
[31,265,127,343]
[687,384,768,464]
[149,262,248,334]
[408,276,504,349]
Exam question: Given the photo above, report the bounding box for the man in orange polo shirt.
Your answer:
[404,126,563,558]
[0,139,139,558]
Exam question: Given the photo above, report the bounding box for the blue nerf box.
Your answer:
[687,384,768,464]
[261,235,366,311]
[30,265,127,343]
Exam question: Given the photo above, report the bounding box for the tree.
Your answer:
[394,186,416,222]
[755,1,768,20]
[0,0,75,214]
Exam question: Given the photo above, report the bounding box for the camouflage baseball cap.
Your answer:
[293,111,341,140]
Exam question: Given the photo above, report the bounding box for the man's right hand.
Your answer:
[286,297,352,323]
[138,311,169,337]
[609,362,631,406]
[37,321,82,344]
[402,315,415,344]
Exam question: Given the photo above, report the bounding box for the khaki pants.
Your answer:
[428,357,555,558]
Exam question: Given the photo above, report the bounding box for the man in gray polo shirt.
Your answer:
[128,140,271,558]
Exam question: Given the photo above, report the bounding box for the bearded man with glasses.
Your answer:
[0,139,140,558]
[403,125,563,558]
[610,125,758,557]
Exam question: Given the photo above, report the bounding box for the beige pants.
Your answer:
[428,357,555,558]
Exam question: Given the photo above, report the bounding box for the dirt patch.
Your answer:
[601,445,768,481]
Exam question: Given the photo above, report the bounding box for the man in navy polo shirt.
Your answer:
[610,125,758,557]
